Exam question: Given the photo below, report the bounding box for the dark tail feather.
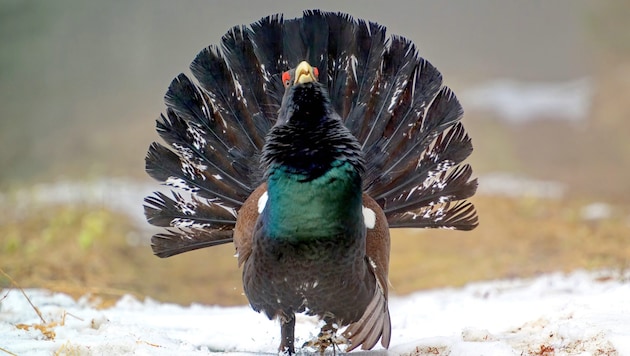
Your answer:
[151,230,234,258]
[144,191,236,229]
[221,26,277,144]
[190,46,261,155]
[389,200,478,230]
[144,191,236,257]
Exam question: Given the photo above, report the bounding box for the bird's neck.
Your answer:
[263,161,364,242]
[260,108,365,242]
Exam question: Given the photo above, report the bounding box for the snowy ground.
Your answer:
[1,270,628,355]
[460,78,592,124]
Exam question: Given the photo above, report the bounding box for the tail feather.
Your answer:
[300,10,330,76]
[148,113,249,206]
[144,191,236,229]
[144,191,236,258]
[248,14,284,71]
[360,37,418,151]
[145,10,479,258]
[163,75,257,195]
[373,122,473,203]
[376,58,443,159]
[344,20,387,137]
[389,200,478,230]
[384,164,477,217]
[190,46,260,153]
[319,11,356,118]
[221,26,277,145]
[151,229,234,258]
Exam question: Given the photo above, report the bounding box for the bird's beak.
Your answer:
[294,61,317,84]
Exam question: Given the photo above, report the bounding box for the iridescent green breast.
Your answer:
[262,160,364,242]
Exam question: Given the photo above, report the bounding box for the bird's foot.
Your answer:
[302,323,349,355]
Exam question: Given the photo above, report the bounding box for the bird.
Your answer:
[144,10,478,355]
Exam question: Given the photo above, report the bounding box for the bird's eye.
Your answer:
[313,67,319,79]
[282,71,291,88]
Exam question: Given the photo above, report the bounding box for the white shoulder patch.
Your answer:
[362,206,376,229]
[257,191,268,214]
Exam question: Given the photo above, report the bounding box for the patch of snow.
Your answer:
[581,202,613,221]
[478,172,566,199]
[461,78,592,124]
[1,270,629,355]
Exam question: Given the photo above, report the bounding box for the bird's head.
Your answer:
[276,61,329,127]
[262,60,363,181]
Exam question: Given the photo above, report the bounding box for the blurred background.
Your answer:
[1,0,629,306]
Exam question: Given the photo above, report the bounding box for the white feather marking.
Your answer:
[368,257,378,270]
[257,191,268,214]
[350,54,358,83]
[165,176,198,192]
[171,218,210,229]
[362,206,376,229]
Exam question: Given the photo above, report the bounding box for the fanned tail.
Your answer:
[145,27,278,256]
[144,10,477,258]
[338,31,478,230]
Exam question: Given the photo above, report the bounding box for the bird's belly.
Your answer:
[243,236,374,324]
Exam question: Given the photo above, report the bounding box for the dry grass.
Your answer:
[1,194,628,307]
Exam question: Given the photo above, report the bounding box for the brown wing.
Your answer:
[343,194,392,351]
[233,183,267,267]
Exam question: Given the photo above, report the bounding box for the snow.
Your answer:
[460,78,592,124]
[2,270,629,355]
[477,172,566,199]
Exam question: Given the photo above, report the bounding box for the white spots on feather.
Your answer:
[172,142,208,181]
[368,257,378,271]
[200,102,211,119]
[436,160,455,172]
[362,206,376,229]
[405,185,419,201]
[171,218,210,229]
[175,197,197,216]
[165,177,199,192]
[257,191,268,214]
[187,123,207,151]
[349,54,358,84]
[410,67,418,102]
[404,203,450,224]
[233,79,248,106]
[181,161,207,181]
[387,79,408,114]
[173,141,208,180]
[298,280,320,291]
[173,143,193,160]
[260,64,271,91]
[260,64,269,82]
[417,144,455,192]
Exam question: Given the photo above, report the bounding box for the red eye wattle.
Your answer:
[282,71,291,87]
[313,67,319,79]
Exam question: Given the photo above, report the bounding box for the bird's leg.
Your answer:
[279,313,296,355]
[303,318,349,355]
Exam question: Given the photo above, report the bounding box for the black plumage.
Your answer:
[144,10,478,354]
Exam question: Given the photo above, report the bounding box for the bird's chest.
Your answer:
[262,163,364,240]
